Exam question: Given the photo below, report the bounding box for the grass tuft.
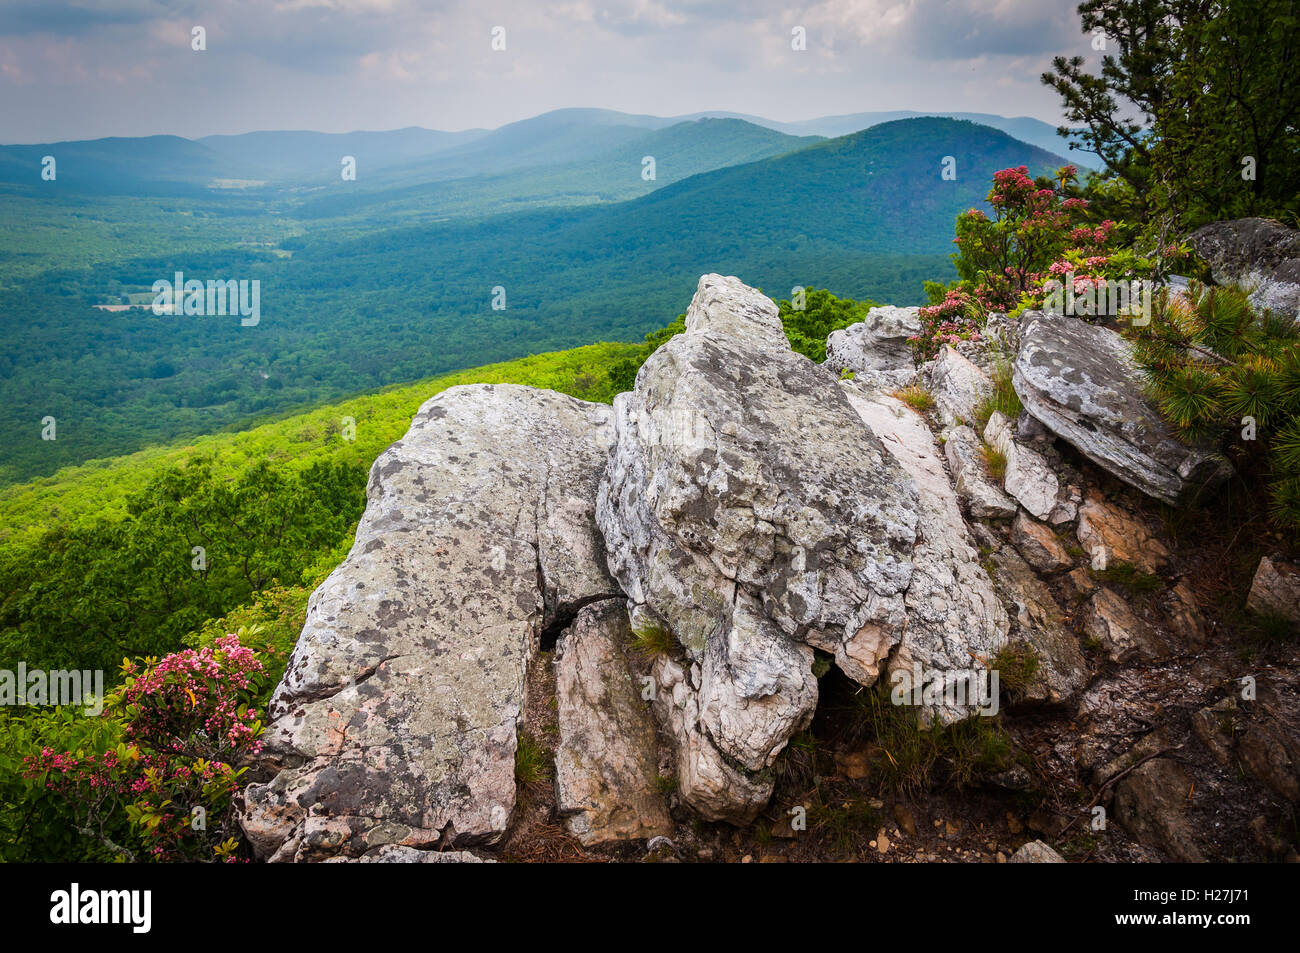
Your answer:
[631,619,678,658]
[991,644,1040,698]
[980,443,1008,482]
[514,730,553,788]
[973,353,1023,433]
[1092,561,1164,594]
[890,385,935,412]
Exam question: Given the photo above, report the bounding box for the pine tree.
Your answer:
[1129,283,1300,533]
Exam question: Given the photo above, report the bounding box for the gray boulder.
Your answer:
[1188,217,1300,322]
[554,601,673,844]
[1013,312,1232,505]
[597,274,921,819]
[825,305,921,374]
[984,412,1078,524]
[843,390,1009,724]
[923,345,992,428]
[240,384,620,862]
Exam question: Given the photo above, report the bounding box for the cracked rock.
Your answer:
[240,384,620,861]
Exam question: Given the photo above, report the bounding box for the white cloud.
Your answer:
[0,0,1083,141]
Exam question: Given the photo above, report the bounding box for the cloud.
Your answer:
[798,0,1082,59]
[0,0,1088,141]
[0,1,185,37]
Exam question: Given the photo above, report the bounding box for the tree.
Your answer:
[1043,0,1300,233]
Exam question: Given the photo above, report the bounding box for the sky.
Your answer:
[0,0,1098,143]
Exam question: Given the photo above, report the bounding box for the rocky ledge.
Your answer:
[240,268,1300,864]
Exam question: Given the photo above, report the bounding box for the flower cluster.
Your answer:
[23,633,265,861]
[120,634,264,755]
[952,165,1097,311]
[911,288,983,361]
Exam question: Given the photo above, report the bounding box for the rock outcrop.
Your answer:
[825,305,920,376]
[1013,312,1232,505]
[1188,217,1300,322]
[843,389,1008,724]
[1010,511,1072,574]
[240,384,620,861]
[238,266,1295,865]
[597,275,922,819]
[1112,757,1206,863]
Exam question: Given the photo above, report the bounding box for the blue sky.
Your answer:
[0,0,1095,142]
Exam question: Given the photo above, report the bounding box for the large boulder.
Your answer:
[597,274,922,820]
[1013,312,1232,505]
[923,345,992,428]
[1187,217,1300,322]
[825,305,921,375]
[239,384,620,862]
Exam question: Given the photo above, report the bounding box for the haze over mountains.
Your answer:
[0,109,1082,484]
[0,106,1089,194]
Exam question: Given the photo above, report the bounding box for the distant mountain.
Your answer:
[0,135,244,194]
[296,117,820,222]
[363,108,692,188]
[0,106,1092,199]
[674,109,1093,169]
[197,126,490,182]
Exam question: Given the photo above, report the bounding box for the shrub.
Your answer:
[1127,283,1300,534]
[952,165,1096,311]
[22,632,269,862]
[911,288,984,362]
